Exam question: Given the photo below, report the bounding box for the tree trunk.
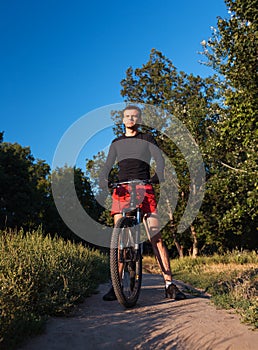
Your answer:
[190,224,198,258]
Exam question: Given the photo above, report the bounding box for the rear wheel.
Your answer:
[110,217,142,308]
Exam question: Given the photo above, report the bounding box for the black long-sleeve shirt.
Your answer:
[100,132,165,182]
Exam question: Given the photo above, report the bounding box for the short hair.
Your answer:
[123,105,142,118]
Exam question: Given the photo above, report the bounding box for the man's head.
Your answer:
[122,105,142,130]
[123,105,142,118]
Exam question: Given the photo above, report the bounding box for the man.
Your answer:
[100,105,186,301]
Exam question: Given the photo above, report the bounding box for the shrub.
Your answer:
[0,228,109,349]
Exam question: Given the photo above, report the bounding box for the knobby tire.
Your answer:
[110,216,142,308]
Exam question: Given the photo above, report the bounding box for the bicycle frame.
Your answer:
[121,181,141,249]
[114,179,151,252]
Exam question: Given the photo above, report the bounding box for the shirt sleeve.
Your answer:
[148,135,165,181]
[99,140,117,185]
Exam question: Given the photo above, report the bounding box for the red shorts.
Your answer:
[111,184,157,216]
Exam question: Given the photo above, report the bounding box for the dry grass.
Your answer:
[142,252,258,328]
[142,255,161,274]
[200,262,257,273]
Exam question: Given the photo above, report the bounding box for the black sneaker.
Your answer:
[102,286,117,301]
[165,283,186,300]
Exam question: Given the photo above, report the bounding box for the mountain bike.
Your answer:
[110,179,151,308]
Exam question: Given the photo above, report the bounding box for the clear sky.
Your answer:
[0,0,229,171]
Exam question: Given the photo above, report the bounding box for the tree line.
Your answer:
[1,0,257,255]
[0,134,102,243]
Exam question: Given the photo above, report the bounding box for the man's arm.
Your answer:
[148,135,165,183]
[99,141,116,189]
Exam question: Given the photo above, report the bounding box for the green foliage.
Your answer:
[0,140,51,230]
[50,165,103,241]
[86,151,107,191]
[86,151,119,227]
[0,228,109,349]
[198,0,258,251]
[0,133,102,242]
[201,0,257,94]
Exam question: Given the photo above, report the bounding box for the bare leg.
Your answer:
[113,213,123,225]
[144,212,172,283]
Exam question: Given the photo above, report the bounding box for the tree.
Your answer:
[86,151,119,227]
[50,165,102,242]
[0,134,105,244]
[199,0,258,249]
[119,49,222,256]
[0,138,51,230]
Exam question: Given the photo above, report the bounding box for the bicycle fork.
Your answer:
[119,213,141,263]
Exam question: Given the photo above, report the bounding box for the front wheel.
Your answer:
[110,217,142,308]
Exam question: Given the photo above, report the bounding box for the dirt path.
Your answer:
[18,274,258,350]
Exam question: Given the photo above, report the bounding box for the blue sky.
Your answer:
[0,0,228,171]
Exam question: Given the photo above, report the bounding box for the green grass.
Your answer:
[0,228,109,350]
[143,251,258,329]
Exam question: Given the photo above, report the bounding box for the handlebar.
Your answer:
[108,179,152,189]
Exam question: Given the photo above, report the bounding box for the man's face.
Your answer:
[123,109,141,128]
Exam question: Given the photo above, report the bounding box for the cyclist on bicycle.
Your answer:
[99,105,186,301]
